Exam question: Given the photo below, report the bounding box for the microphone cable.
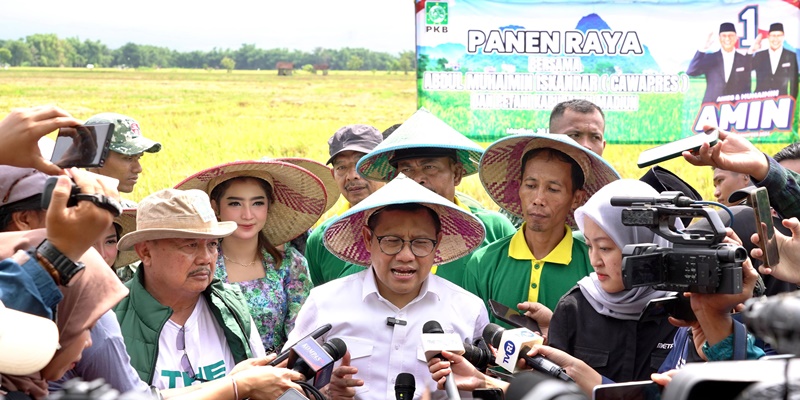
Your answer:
[295,380,326,400]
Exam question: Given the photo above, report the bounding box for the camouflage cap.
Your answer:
[85,113,161,156]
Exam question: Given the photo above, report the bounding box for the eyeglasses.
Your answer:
[177,326,208,382]
[370,230,438,258]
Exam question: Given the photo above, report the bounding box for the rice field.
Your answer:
[0,67,788,216]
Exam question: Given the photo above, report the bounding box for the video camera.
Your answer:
[611,191,746,294]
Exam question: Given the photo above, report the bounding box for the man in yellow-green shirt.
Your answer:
[306,125,384,285]
[463,133,620,326]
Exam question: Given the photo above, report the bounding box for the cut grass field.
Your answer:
[0,68,789,217]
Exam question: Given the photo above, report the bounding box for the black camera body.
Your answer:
[612,191,745,294]
[41,176,81,209]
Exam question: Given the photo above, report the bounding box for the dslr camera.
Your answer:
[611,191,745,294]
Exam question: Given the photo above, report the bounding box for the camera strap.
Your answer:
[732,319,747,360]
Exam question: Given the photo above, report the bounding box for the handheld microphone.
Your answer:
[288,337,347,388]
[462,340,493,372]
[394,372,415,400]
[483,323,573,382]
[271,323,332,366]
[422,320,462,400]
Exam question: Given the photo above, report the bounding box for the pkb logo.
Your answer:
[426,1,449,33]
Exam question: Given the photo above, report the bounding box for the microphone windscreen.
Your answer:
[395,372,415,389]
[323,338,348,360]
[423,320,444,334]
[482,323,504,348]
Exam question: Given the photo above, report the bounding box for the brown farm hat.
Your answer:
[270,157,341,214]
[113,208,139,268]
[175,160,327,245]
[117,189,236,251]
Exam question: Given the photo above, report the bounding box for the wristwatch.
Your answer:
[35,239,86,287]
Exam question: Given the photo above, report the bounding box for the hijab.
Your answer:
[1,250,128,399]
[574,179,674,321]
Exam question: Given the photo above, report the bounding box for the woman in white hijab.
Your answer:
[547,179,678,383]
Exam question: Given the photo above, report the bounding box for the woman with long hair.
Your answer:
[176,160,327,352]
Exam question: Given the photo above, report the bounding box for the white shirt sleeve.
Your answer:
[247,316,267,357]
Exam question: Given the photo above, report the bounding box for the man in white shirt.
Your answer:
[114,188,282,390]
[286,175,490,399]
[753,22,798,99]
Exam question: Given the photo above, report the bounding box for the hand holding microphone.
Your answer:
[421,320,463,400]
[483,323,573,382]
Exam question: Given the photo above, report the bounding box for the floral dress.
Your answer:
[215,243,313,352]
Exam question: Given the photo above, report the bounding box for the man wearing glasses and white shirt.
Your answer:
[114,188,273,390]
[286,175,489,399]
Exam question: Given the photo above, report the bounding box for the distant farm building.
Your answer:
[313,64,330,75]
[276,62,294,76]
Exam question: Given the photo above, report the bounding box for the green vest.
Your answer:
[114,268,254,385]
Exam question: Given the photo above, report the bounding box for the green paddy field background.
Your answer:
[0,68,789,221]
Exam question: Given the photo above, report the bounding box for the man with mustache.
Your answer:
[113,189,273,390]
[306,124,385,285]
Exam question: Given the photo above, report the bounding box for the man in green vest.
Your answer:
[353,108,517,286]
[464,134,620,328]
[114,188,282,390]
[306,124,384,285]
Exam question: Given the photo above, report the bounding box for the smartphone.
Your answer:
[50,123,114,168]
[637,129,719,168]
[638,295,696,323]
[750,187,780,269]
[488,299,541,334]
[593,380,662,400]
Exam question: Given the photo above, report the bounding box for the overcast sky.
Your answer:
[0,0,416,54]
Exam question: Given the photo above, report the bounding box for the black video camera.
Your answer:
[611,191,746,294]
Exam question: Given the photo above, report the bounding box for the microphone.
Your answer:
[288,337,347,389]
[271,323,332,366]
[422,320,462,400]
[483,323,573,382]
[462,340,493,372]
[395,372,415,400]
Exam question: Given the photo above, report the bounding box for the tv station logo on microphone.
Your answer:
[426,1,449,33]
[502,341,516,363]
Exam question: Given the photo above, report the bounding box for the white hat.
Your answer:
[0,300,60,375]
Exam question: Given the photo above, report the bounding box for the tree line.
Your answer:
[0,34,417,72]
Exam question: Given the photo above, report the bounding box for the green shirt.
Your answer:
[334,201,516,288]
[305,215,345,286]
[463,224,593,327]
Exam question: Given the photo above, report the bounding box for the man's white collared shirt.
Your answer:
[769,47,784,74]
[286,268,489,400]
[722,49,736,82]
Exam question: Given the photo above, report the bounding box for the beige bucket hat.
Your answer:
[117,189,237,251]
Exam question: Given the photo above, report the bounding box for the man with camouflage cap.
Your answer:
[86,113,161,206]
[305,124,384,286]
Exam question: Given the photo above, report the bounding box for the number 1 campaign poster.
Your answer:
[415,0,799,143]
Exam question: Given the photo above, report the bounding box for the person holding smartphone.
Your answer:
[683,125,800,220]
[84,113,161,206]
